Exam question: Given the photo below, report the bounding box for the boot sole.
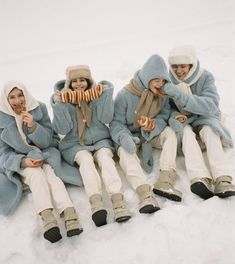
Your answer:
[191,182,214,200]
[116,215,131,223]
[44,227,62,243]
[153,189,182,202]
[139,204,160,214]
[67,228,83,237]
[92,209,107,227]
[215,191,235,198]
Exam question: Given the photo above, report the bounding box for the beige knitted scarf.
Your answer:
[125,79,161,128]
[61,87,92,145]
[75,101,92,145]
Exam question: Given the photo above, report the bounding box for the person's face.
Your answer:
[70,78,88,92]
[171,64,192,80]
[7,87,26,114]
[149,78,165,95]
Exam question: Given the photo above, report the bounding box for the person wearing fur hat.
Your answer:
[162,45,235,199]
[51,65,131,227]
[110,54,182,207]
[0,81,83,243]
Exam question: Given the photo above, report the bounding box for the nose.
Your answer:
[14,97,22,104]
[176,68,182,74]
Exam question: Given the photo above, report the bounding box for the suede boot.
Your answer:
[41,209,62,243]
[214,176,235,198]
[153,170,182,202]
[190,177,214,199]
[63,207,83,237]
[111,193,131,223]
[136,184,160,214]
[89,194,107,227]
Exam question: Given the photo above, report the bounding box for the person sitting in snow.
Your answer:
[51,65,131,227]
[110,54,182,210]
[0,81,83,243]
[163,45,235,199]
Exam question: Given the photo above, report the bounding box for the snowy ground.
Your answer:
[1,0,235,263]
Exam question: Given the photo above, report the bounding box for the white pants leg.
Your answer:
[151,127,177,171]
[74,150,102,197]
[118,146,147,189]
[199,125,231,179]
[94,148,122,195]
[20,167,53,214]
[20,165,73,214]
[42,164,73,214]
[182,125,211,181]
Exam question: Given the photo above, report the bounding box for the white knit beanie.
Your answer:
[168,45,198,81]
[64,65,94,90]
[168,45,197,66]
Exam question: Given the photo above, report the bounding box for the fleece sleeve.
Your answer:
[0,132,24,172]
[27,103,53,148]
[109,92,134,145]
[96,81,114,124]
[50,96,74,135]
[163,73,220,116]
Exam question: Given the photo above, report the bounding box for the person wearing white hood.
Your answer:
[0,81,83,243]
[161,45,235,199]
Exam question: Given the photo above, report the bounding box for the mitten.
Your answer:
[132,136,140,144]
[141,142,153,173]
[27,150,43,160]
[119,134,137,154]
[162,83,179,97]
[53,91,62,103]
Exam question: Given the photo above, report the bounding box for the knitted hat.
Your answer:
[168,45,198,81]
[64,65,94,90]
[168,45,197,65]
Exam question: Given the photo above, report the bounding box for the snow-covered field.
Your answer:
[1,0,235,263]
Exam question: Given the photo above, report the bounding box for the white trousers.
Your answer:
[19,164,73,214]
[150,126,177,171]
[182,125,231,181]
[118,127,177,189]
[118,146,147,190]
[74,148,122,197]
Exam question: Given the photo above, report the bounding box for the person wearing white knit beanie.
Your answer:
[161,45,235,199]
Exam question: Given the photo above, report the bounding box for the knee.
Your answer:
[26,168,46,185]
[199,125,213,136]
[95,148,114,163]
[183,125,195,139]
[75,150,94,165]
[96,148,113,159]
[118,146,139,163]
[163,127,177,142]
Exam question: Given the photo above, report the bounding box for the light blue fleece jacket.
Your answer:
[51,80,115,165]
[0,103,83,216]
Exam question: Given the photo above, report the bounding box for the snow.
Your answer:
[1,0,235,263]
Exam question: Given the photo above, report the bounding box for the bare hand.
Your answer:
[21,111,35,128]
[21,157,44,168]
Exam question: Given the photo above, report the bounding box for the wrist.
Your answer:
[28,122,36,133]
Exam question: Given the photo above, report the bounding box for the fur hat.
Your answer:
[64,65,94,90]
[168,45,197,66]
